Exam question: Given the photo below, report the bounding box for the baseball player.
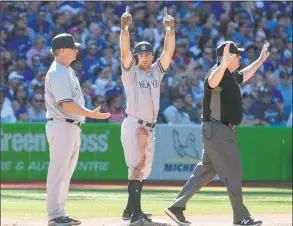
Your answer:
[164,41,270,226]
[45,33,111,226]
[120,6,175,225]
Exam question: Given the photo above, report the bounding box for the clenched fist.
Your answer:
[163,7,174,29]
[121,6,132,28]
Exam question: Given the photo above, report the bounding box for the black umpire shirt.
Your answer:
[202,65,243,125]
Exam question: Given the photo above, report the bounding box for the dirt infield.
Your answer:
[1,214,292,226]
[1,180,292,189]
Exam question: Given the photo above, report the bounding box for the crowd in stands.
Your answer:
[0,1,292,126]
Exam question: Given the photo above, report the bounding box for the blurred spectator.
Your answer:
[100,45,120,77]
[241,92,263,125]
[26,35,50,67]
[11,84,29,112]
[15,107,29,122]
[104,86,126,123]
[83,40,100,78]
[232,22,253,46]
[187,74,204,106]
[0,86,17,123]
[171,75,188,99]
[86,95,109,123]
[0,2,292,126]
[163,95,191,124]
[158,80,171,118]
[28,6,51,39]
[263,46,279,72]
[277,70,292,117]
[184,93,201,123]
[249,87,284,126]
[28,93,46,122]
[15,53,35,82]
[94,65,114,96]
[198,46,214,74]
[28,65,47,92]
[265,72,285,115]
[80,78,95,109]
[7,72,24,101]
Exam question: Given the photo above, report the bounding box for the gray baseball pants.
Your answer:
[169,120,250,223]
[46,120,81,220]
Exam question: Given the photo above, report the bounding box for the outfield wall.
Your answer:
[1,123,292,181]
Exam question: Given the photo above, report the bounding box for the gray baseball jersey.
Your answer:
[121,58,166,181]
[122,59,165,123]
[45,61,85,122]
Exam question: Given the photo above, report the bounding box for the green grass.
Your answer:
[1,187,292,218]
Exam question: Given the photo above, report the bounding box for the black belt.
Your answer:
[203,118,236,130]
[126,114,156,128]
[47,118,82,127]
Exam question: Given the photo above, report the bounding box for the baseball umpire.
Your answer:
[45,33,111,226]
[120,6,175,225]
[165,41,270,226]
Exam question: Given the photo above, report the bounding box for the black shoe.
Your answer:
[48,216,81,226]
[122,209,152,221]
[234,217,263,225]
[164,207,191,226]
[122,210,132,221]
[130,213,158,225]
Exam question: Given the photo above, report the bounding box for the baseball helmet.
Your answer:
[134,41,153,56]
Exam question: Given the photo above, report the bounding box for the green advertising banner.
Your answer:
[0,123,128,180]
[237,126,292,181]
[1,123,292,181]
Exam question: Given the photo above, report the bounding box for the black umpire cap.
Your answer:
[216,41,245,57]
[51,33,81,50]
[134,41,153,56]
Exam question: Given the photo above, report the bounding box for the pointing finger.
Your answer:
[96,106,101,111]
[126,6,129,14]
[224,43,230,54]
[264,42,270,49]
[164,7,167,16]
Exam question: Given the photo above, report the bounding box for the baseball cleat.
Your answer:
[164,207,191,225]
[130,213,158,225]
[122,210,152,221]
[48,216,81,226]
[233,217,263,225]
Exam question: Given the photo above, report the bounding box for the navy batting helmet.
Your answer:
[134,41,153,56]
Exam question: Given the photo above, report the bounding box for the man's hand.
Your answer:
[121,6,132,28]
[89,106,111,120]
[222,43,236,67]
[163,7,174,29]
[258,43,270,63]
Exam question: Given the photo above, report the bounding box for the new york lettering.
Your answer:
[139,80,159,89]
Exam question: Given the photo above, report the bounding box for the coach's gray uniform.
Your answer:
[121,59,165,181]
[45,61,85,220]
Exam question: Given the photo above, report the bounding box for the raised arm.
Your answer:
[159,7,175,71]
[240,43,270,83]
[208,43,235,88]
[120,6,133,69]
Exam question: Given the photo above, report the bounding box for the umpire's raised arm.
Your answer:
[120,6,133,69]
[159,7,175,71]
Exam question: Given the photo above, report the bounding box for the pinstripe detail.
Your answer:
[158,59,166,74]
[57,99,73,105]
[122,59,134,71]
